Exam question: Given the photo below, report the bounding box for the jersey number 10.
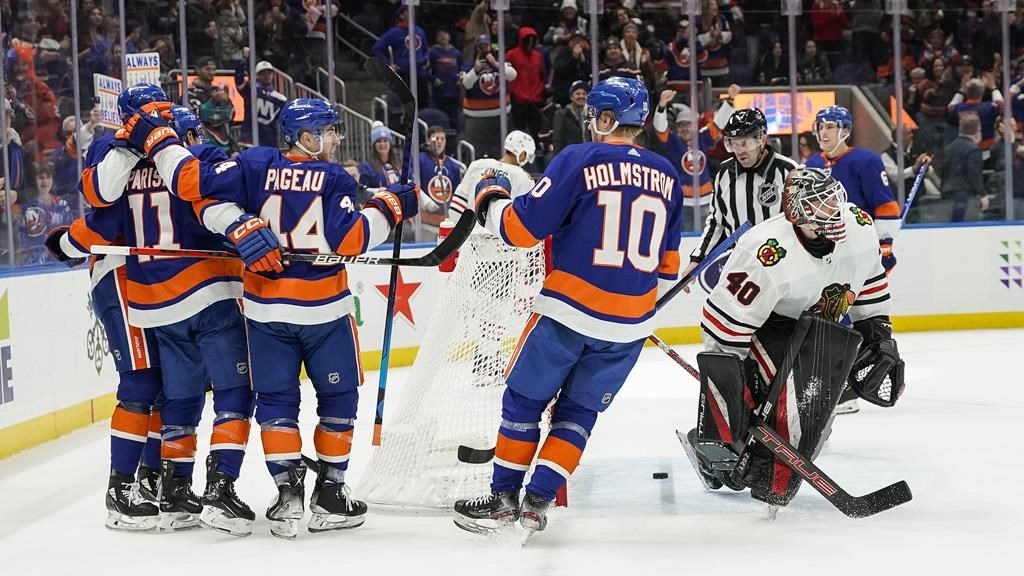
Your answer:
[592,190,667,272]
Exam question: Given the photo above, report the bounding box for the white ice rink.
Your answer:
[1,329,1021,575]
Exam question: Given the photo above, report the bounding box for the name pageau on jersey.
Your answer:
[149,144,392,325]
[450,157,535,235]
[805,148,900,239]
[64,143,244,328]
[482,141,685,343]
[701,204,891,382]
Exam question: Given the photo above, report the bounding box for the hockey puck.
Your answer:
[652,472,669,479]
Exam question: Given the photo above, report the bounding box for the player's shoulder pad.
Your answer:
[842,203,881,245]
[735,214,794,269]
[189,143,230,164]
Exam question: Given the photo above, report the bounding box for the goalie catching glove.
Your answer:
[849,316,905,407]
[473,171,512,228]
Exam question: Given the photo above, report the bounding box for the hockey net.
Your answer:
[357,234,547,508]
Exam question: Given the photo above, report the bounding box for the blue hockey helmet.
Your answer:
[117,83,169,122]
[170,105,205,143]
[280,98,342,147]
[814,105,852,131]
[584,77,649,133]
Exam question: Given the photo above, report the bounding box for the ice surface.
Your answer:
[1,330,1020,574]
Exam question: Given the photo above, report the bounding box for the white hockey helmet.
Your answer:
[504,130,536,166]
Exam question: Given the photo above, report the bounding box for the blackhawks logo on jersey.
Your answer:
[813,283,856,323]
[850,206,873,226]
[757,238,787,267]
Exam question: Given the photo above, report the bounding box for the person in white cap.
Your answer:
[235,50,288,147]
[544,0,589,47]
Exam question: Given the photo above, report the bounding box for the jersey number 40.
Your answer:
[592,190,667,272]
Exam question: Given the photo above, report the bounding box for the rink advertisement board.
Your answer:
[1,224,1022,456]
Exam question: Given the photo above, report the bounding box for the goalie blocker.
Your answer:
[686,313,876,506]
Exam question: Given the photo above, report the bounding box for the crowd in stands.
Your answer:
[1,0,1024,266]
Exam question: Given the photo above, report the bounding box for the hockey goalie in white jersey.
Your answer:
[683,166,906,507]
[448,130,537,225]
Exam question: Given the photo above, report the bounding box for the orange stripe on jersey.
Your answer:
[537,436,583,476]
[69,218,113,251]
[313,427,353,458]
[174,157,203,202]
[495,433,539,467]
[116,267,150,369]
[127,258,243,306]
[245,269,348,302]
[659,250,681,277]
[504,313,540,380]
[500,205,541,248]
[161,434,197,461]
[111,406,149,437]
[261,427,302,457]
[191,197,219,221]
[148,409,162,437]
[211,419,251,448]
[79,166,111,207]
[874,200,901,218]
[336,217,366,256]
[544,270,657,319]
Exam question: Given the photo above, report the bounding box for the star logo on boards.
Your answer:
[375,269,423,326]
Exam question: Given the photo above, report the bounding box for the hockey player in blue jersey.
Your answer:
[805,106,900,274]
[452,77,684,537]
[116,97,419,539]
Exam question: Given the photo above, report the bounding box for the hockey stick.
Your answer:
[899,159,929,228]
[365,56,417,447]
[661,338,912,518]
[456,222,755,465]
[88,209,474,267]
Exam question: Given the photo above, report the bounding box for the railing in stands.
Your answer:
[457,141,476,166]
[316,68,347,106]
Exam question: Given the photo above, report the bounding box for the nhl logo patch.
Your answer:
[757,183,779,207]
[328,372,340,384]
[601,393,613,405]
[236,362,248,375]
[850,206,873,226]
[757,238,787,267]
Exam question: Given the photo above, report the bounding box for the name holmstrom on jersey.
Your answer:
[582,161,676,201]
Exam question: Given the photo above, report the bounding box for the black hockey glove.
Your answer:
[849,316,905,407]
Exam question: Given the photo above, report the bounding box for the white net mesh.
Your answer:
[357,235,546,508]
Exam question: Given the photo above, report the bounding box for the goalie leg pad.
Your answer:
[528,394,598,500]
[748,313,862,506]
[685,353,751,489]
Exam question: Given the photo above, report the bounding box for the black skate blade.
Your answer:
[677,429,718,491]
[200,509,254,538]
[308,512,366,533]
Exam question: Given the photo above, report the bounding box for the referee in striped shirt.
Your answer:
[682,108,800,288]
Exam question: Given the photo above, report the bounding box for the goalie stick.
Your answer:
[89,209,475,267]
[364,56,418,447]
[457,222,754,464]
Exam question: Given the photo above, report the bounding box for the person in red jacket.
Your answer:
[506,26,547,143]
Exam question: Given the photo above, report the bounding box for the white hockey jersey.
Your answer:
[701,203,891,377]
[449,157,534,235]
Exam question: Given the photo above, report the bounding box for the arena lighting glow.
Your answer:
[720,91,836,135]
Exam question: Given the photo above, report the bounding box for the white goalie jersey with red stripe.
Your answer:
[701,203,891,375]
[448,157,534,234]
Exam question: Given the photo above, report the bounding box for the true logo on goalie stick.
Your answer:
[756,426,838,496]
[757,183,779,207]
[850,206,873,226]
[757,238,787,267]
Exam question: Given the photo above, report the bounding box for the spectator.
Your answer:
[941,115,985,222]
[599,37,643,83]
[918,29,959,69]
[255,0,290,63]
[235,56,288,148]
[552,80,588,154]
[463,0,491,61]
[3,99,26,193]
[7,51,59,151]
[189,56,219,111]
[35,38,67,99]
[150,36,178,75]
[809,0,849,58]
[506,27,546,141]
[5,82,36,140]
[660,20,707,92]
[199,86,236,155]
[19,162,72,265]
[652,90,714,208]
[697,0,733,86]
[186,0,218,61]
[850,0,883,72]
[756,41,788,86]
[358,122,402,207]
[341,159,360,185]
[971,1,1001,72]
[948,78,1003,156]
[299,0,339,84]
[797,131,820,163]
[550,32,590,107]
[544,0,588,47]
[882,124,933,201]
[429,30,464,129]
[620,23,657,91]
[76,105,109,158]
[461,35,517,160]
[798,40,833,84]
[905,67,930,117]
[125,20,144,54]
[51,115,87,200]
[418,125,463,236]
[215,0,247,64]
[372,6,430,105]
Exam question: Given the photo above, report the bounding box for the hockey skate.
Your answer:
[200,455,255,537]
[453,492,519,535]
[158,459,203,531]
[266,465,306,540]
[105,470,159,531]
[308,473,367,533]
[136,465,160,504]
[518,491,550,535]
